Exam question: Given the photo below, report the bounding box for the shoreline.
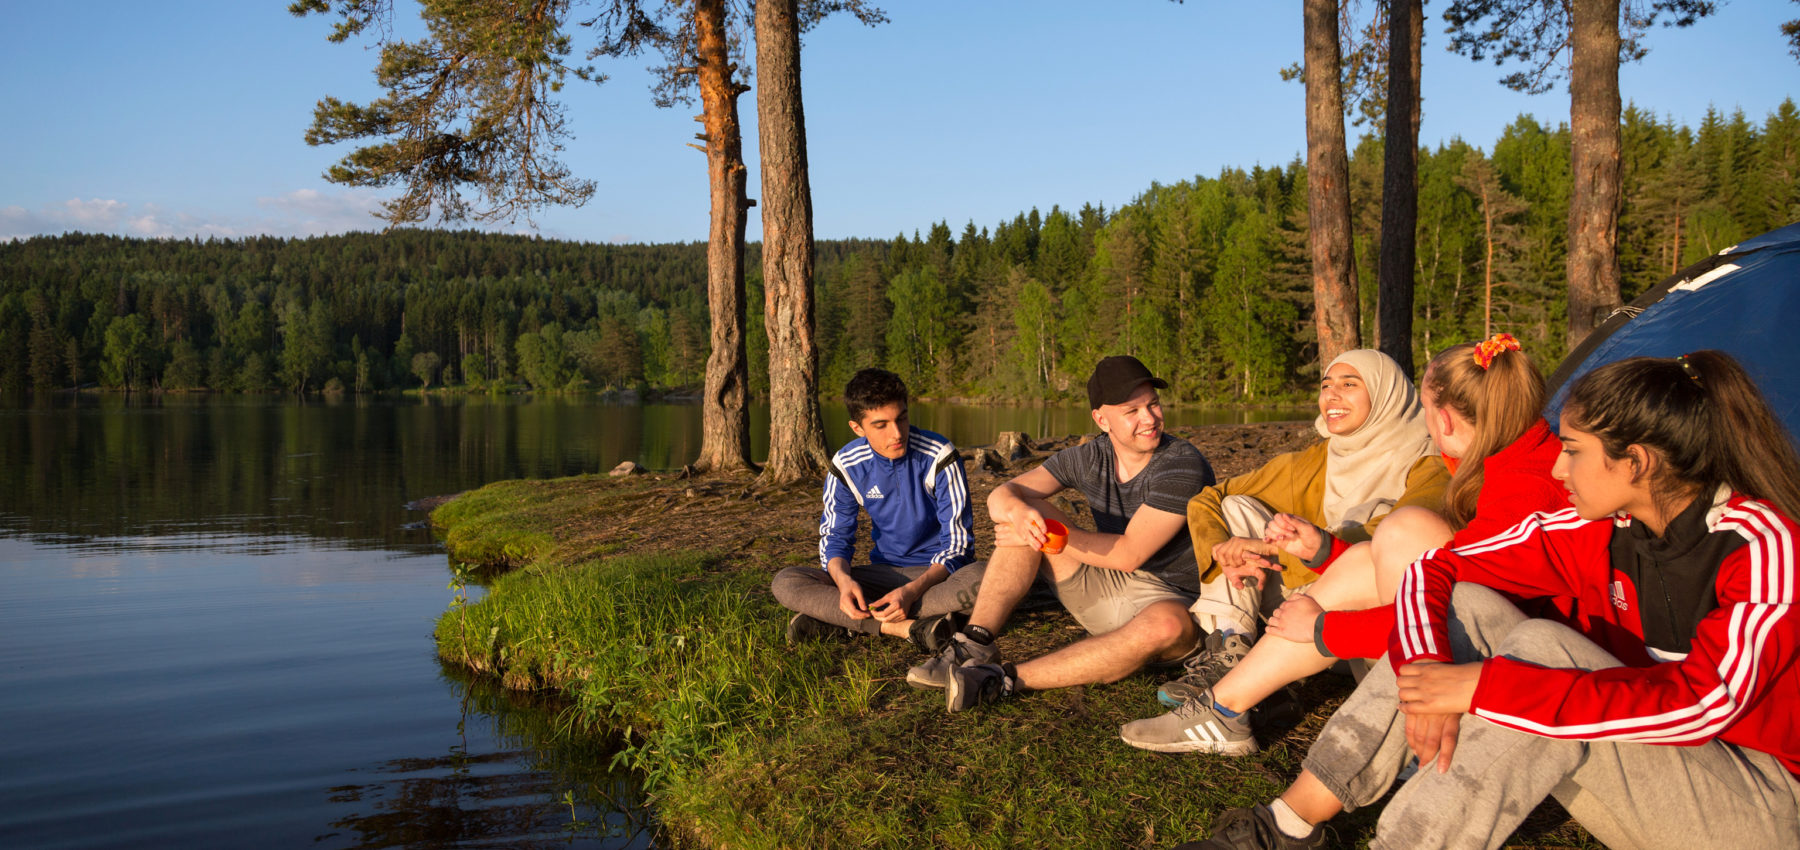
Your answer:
[428,422,1597,849]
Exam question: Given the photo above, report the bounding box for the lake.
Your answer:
[0,393,1307,848]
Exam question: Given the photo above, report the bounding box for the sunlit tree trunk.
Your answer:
[1377,0,1422,378]
[690,0,754,474]
[1567,0,1623,352]
[755,0,829,486]
[1304,0,1361,366]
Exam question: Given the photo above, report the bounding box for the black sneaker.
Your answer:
[785,612,849,645]
[1174,805,1324,850]
[907,611,965,653]
[945,662,1014,713]
[1158,631,1255,707]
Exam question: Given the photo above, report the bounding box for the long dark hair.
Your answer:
[1424,340,1546,529]
[1562,350,1800,522]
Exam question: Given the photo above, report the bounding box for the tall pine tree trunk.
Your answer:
[691,0,754,474]
[1567,0,1623,354]
[754,0,829,486]
[1377,0,1422,378]
[1304,0,1361,367]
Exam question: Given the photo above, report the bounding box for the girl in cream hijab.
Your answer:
[1178,349,1446,679]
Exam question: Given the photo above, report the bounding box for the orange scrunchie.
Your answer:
[1474,333,1521,370]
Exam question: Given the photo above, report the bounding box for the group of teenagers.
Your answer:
[768,337,1800,850]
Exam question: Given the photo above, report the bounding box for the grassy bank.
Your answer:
[431,465,1600,849]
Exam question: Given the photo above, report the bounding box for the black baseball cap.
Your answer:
[1087,355,1168,409]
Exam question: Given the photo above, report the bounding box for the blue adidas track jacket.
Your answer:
[818,427,973,572]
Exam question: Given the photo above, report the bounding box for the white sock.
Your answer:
[1268,799,1315,839]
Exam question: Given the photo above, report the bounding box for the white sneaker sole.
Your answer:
[1118,729,1258,756]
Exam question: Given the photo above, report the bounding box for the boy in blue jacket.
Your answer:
[771,369,984,651]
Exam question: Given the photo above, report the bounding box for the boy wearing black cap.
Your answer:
[906,355,1217,712]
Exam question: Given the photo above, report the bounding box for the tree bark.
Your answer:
[754,0,829,487]
[690,0,754,474]
[1377,0,1422,379]
[1567,0,1623,354]
[1304,0,1361,367]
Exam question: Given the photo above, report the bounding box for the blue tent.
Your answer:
[1547,220,1800,442]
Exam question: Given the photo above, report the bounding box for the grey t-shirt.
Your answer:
[1042,433,1215,593]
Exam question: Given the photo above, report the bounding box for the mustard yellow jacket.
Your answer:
[1188,441,1449,588]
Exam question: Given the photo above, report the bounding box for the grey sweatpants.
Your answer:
[1304,583,1800,850]
[769,562,986,634]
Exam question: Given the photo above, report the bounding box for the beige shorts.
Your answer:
[1054,564,1198,636]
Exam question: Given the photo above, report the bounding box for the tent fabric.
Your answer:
[1546,220,1800,442]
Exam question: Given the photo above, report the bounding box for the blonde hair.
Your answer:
[1423,340,1546,528]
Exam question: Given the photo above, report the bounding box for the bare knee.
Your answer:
[1374,506,1454,552]
[1134,601,1200,654]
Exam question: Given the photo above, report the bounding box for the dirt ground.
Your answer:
[547,420,1320,569]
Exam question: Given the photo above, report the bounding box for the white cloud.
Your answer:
[0,190,397,242]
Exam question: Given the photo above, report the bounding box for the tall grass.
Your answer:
[434,552,880,800]
[432,481,1601,849]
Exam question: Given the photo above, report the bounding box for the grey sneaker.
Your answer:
[905,632,1000,690]
[1174,805,1324,850]
[1119,688,1257,755]
[785,612,849,644]
[1158,631,1255,707]
[945,662,1015,713]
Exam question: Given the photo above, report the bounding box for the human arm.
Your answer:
[1073,503,1192,573]
[1262,512,1340,568]
[1390,509,1593,667]
[990,457,1195,572]
[987,463,1064,551]
[1396,660,1482,772]
[819,460,861,569]
[867,562,950,622]
[1466,504,1800,746]
[824,556,871,621]
[1264,591,1324,643]
[1187,445,1319,581]
[926,441,974,573]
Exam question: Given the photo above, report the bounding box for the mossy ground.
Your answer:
[430,424,1601,849]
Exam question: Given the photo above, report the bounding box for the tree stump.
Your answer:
[995,431,1034,461]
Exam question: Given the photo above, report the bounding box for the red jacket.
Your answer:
[1392,490,1800,775]
[1317,420,1570,659]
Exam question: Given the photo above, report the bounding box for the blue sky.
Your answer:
[2,1,1795,245]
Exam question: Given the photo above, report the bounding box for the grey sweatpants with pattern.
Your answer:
[769,562,985,634]
[1304,582,1800,850]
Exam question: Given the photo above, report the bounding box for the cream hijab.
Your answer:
[1314,349,1436,533]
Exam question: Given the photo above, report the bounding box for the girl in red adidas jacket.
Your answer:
[1180,350,1800,850]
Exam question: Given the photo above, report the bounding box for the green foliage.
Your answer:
[411,350,442,388]
[6,102,1800,400]
[100,314,153,389]
[295,0,596,225]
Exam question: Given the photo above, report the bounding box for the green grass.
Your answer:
[431,482,1602,850]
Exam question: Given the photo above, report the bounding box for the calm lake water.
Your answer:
[0,393,1306,849]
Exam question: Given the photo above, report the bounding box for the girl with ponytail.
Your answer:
[1125,335,1571,754]
[1179,349,1800,849]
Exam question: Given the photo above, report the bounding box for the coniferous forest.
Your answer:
[4,103,1797,403]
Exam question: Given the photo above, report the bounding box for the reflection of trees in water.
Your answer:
[0,395,694,551]
[317,666,656,849]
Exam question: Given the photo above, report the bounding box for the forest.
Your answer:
[3,101,1796,404]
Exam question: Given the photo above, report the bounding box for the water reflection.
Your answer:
[321,670,653,849]
[0,394,1307,552]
